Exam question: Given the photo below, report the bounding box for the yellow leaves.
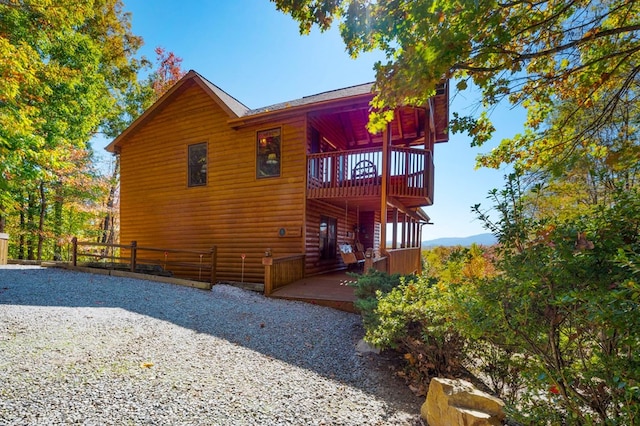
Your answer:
[140,361,154,369]
[366,108,395,134]
[404,352,416,365]
[589,144,608,159]
[462,254,496,280]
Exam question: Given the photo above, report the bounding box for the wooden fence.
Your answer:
[262,254,306,296]
[72,238,217,287]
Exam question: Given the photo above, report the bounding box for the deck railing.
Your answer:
[71,238,217,287]
[307,147,433,201]
[364,255,388,273]
[386,247,422,275]
[262,254,306,296]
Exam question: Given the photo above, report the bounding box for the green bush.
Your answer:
[468,182,640,424]
[351,187,640,424]
[351,248,491,391]
[349,269,407,331]
[367,273,468,381]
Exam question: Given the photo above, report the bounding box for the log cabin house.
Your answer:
[106,70,449,294]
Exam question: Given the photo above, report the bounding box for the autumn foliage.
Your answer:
[0,1,186,260]
[150,47,187,99]
[354,183,640,424]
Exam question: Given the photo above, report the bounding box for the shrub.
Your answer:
[352,247,495,393]
[469,182,640,424]
[367,273,468,381]
[349,269,408,331]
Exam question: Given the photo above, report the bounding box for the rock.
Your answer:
[421,377,505,426]
[355,339,380,354]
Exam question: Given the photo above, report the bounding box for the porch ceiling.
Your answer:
[309,104,427,150]
[315,195,431,221]
[319,196,383,213]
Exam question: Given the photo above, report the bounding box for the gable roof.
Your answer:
[105,70,249,153]
[198,73,250,117]
[246,83,374,116]
[105,71,376,152]
[106,70,448,152]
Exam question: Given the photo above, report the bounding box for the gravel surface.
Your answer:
[0,265,422,425]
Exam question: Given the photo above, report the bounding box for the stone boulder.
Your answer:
[421,377,506,426]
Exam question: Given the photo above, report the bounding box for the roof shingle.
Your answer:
[245,82,374,116]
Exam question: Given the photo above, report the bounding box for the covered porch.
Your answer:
[262,246,422,312]
[266,243,423,313]
[262,80,447,304]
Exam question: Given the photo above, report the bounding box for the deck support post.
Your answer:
[262,256,273,296]
[405,213,410,248]
[380,123,391,254]
[392,208,399,249]
[130,241,137,272]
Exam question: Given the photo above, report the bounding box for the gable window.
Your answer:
[257,128,281,178]
[188,142,207,187]
[319,216,337,260]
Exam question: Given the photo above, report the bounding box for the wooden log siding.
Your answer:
[118,81,306,283]
[263,254,306,296]
[386,247,422,275]
[304,199,359,276]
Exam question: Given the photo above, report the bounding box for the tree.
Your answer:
[97,45,186,245]
[0,0,145,252]
[150,46,187,98]
[272,0,639,167]
[468,176,640,424]
[519,91,640,224]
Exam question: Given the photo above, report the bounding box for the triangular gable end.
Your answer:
[105,70,249,153]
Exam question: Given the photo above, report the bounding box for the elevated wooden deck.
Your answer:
[269,270,359,313]
[307,147,434,208]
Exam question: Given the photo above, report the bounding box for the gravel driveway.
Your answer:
[0,265,422,425]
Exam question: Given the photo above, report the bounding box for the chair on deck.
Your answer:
[351,159,378,180]
[339,243,365,271]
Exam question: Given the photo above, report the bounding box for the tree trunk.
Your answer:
[52,182,63,261]
[37,181,46,260]
[27,192,35,260]
[100,156,119,245]
[0,202,5,233]
[19,195,25,259]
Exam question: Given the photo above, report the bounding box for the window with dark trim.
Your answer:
[188,142,207,187]
[257,128,281,178]
[319,216,337,260]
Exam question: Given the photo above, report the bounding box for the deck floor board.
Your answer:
[270,270,359,312]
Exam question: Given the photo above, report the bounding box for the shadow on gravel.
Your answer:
[0,267,422,417]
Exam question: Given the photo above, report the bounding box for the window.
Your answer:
[319,216,337,260]
[188,142,207,187]
[257,128,281,178]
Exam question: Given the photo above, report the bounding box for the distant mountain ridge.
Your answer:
[422,233,497,248]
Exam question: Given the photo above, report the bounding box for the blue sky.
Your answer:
[101,0,526,240]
